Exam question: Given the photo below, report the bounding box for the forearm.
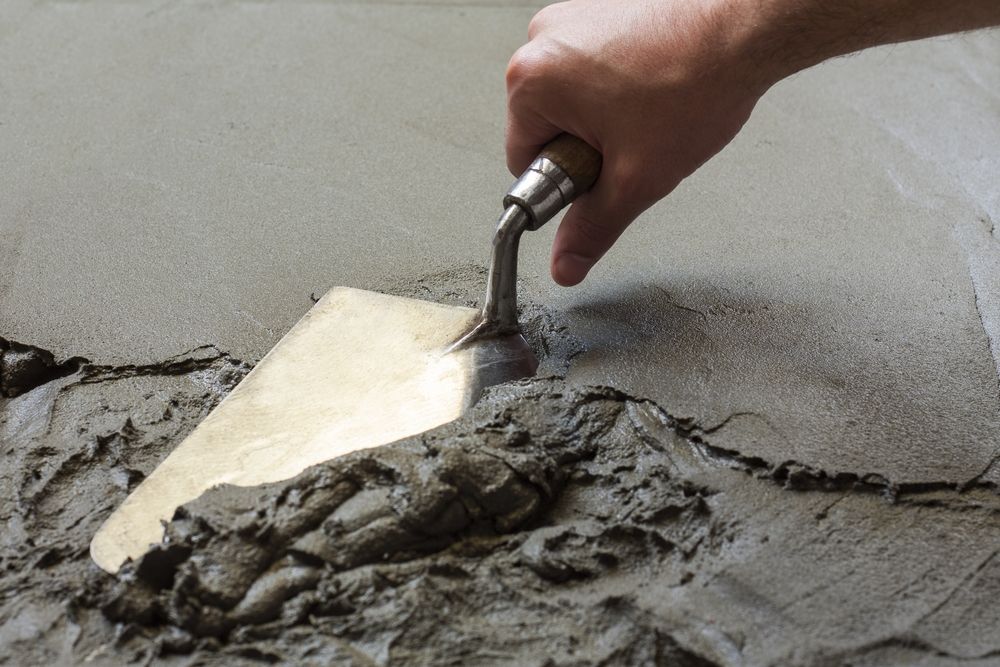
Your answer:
[736,0,1000,86]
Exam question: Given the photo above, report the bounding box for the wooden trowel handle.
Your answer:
[539,134,603,195]
[504,133,603,231]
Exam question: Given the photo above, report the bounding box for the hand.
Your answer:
[506,0,772,285]
[506,0,1000,286]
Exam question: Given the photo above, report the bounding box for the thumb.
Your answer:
[550,174,644,286]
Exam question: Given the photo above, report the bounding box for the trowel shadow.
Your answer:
[558,277,944,454]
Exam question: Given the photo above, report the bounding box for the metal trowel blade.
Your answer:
[90,286,537,573]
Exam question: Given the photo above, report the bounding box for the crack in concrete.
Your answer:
[665,404,999,503]
[912,548,998,629]
[73,345,250,397]
[3,337,999,665]
[3,335,995,518]
[650,285,709,322]
[829,635,1000,664]
[0,337,250,398]
[954,215,1000,407]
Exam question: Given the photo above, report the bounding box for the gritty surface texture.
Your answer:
[2,1,999,484]
[4,371,1000,665]
[2,0,1000,664]
[0,340,250,664]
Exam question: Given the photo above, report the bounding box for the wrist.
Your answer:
[700,0,801,95]
[736,0,887,83]
[720,0,1000,89]
[716,0,902,90]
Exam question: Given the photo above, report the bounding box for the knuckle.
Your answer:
[506,40,559,93]
[527,5,554,38]
[505,45,535,89]
[611,161,644,201]
[610,158,664,205]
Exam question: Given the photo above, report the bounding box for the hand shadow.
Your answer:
[557,276,999,484]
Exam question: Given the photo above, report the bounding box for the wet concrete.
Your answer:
[104,379,1000,665]
[4,359,999,665]
[2,0,1000,665]
[0,343,249,665]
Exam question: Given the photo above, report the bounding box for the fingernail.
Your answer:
[553,253,594,286]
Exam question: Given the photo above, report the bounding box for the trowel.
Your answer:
[90,134,602,573]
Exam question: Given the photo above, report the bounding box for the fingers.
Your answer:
[504,47,561,176]
[551,204,630,287]
[504,104,560,177]
[507,2,652,286]
[506,2,575,175]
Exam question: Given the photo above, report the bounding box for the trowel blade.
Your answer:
[90,287,537,573]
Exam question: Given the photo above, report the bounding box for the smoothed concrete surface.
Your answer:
[3,1,998,482]
[1,1,999,664]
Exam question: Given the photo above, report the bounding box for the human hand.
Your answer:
[507,0,1000,286]
[505,0,776,285]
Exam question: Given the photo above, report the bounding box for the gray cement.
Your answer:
[2,1,999,665]
[100,380,1000,665]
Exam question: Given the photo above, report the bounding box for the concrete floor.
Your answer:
[1,1,999,664]
[4,0,998,485]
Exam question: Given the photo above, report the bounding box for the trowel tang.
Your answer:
[90,134,602,574]
[460,134,603,344]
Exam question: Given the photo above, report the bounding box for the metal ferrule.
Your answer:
[502,157,575,231]
[448,204,530,349]
[451,157,577,350]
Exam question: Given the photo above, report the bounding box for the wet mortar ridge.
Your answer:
[2,336,999,665]
[3,5,1000,664]
[0,336,88,399]
[377,263,587,375]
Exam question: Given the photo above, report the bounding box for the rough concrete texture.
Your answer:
[100,379,1000,665]
[2,0,1000,665]
[6,369,1000,665]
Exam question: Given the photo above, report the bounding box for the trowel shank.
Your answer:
[459,134,603,346]
[90,135,601,575]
